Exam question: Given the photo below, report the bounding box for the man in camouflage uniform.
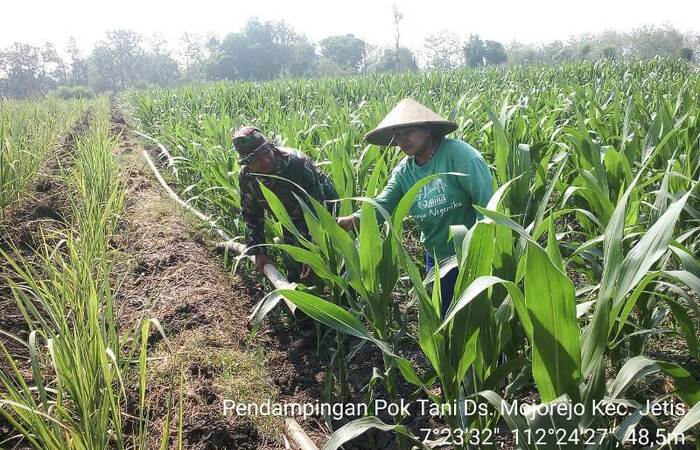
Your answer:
[233,126,338,280]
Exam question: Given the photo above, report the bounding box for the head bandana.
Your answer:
[232,126,271,165]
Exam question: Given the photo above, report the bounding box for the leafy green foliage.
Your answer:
[128,60,700,448]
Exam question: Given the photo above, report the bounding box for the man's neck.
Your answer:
[415,141,438,166]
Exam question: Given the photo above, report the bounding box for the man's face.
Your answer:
[246,146,275,173]
[393,126,431,157]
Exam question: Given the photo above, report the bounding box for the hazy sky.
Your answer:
[3,0,699,53]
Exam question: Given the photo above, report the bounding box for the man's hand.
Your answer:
[337,215,359,231]
[299,264,312,281]
[254,254,268,274]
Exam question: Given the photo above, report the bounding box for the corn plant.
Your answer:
[125,59,700,448]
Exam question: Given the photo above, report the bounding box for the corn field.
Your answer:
[0,58,697,450]
[124,59,700,449]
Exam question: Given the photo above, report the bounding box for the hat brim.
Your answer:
[364,121,458,146]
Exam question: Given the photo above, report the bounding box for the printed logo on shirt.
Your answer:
[414,177,463,221]
[417,178,447,208]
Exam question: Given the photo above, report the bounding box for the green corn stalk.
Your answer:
[122,60,700,448]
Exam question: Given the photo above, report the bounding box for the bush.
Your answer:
[51,85,95,100]
[678,47,694,62]
[601,46,616,60]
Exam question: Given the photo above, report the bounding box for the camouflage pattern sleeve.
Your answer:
[239,171,266,255]
[295,155,339,209]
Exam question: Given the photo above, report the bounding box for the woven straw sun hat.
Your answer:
[364,98,458,146]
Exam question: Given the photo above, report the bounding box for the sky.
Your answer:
[3,0,699,54]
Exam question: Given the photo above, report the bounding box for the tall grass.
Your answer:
[0,99,83,218]
[0,98,166,449]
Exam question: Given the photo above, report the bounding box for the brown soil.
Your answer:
[110,112,329,449]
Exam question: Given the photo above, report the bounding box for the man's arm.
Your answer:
[239,173,267,256]
[290,155,340,218]
[297,157,339,202]
[457,155,493,215]
[340,165,405,230]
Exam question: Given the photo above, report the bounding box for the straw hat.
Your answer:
[364,98,458,146]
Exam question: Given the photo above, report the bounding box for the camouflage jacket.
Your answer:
[239,146,338,255]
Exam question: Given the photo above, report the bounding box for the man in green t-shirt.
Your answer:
[337,98,493,315]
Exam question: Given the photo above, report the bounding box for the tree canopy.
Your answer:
[1,22,697,99]
[319,34,366,72]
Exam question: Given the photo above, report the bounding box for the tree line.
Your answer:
[0,20,697,99]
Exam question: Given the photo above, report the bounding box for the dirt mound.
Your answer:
[113,128,327,449]
[57,108,93,154]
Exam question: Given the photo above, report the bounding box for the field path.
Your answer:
[110,112,327,449]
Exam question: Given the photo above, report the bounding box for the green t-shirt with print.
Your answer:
[365,138,493,262]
